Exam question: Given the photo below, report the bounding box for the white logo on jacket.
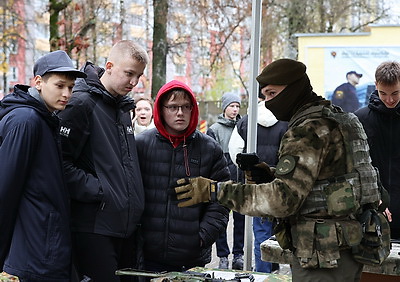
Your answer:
[126,125,134,135]
[60,126,71,137]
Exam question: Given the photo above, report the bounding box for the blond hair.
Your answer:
[108,40,149,64]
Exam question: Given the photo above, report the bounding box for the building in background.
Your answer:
[2,0,400,127]
[296,25,400,106]
[0,0,250,103]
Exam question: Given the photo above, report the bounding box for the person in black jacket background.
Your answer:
[0,50,86,281]
[207,92,244,270]
[136,80,230,272]
[331,71,362,112]
[355,61,400,238]
[58,40,148,282]
[228,91,287,273]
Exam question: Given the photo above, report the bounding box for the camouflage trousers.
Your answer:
[290,249,363,282]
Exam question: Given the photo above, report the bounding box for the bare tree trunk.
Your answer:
[49,0,72,51]
[117,0,125,40]
[151,0,168,99]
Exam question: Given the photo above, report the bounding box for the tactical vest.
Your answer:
[288,104,383,269]
[293,104,381,216]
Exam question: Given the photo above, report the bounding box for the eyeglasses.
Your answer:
[163,104,193,113]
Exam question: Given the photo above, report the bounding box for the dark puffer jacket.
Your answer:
[136,80,230,268]
[236,104,287,167]
[355,91,400,237]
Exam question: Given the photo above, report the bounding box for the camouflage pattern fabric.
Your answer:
[353,209,391,265]
[0,272,19,281]
[218,100,384,270]
[218,100,348,218]
[115,267,292,282]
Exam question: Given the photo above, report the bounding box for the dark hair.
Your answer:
[159,89,190,106]
[375,61,400,86]
[41,72,81,82]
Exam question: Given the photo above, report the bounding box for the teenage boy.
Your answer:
[207,92,244,270]
[135,80,230,272]
[0,50,86,281]
[355,61,400,238]
[58,40,148,281]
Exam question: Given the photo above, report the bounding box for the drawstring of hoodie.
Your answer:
[183,136,190,177]
[168,134,191,177]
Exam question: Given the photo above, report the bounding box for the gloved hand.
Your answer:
[174,177,217,207]
[244,162,274,184]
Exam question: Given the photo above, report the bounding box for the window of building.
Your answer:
[10,67,17,81]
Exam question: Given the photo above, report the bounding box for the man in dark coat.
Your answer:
[0,50,86,281]
[331,71,362,112]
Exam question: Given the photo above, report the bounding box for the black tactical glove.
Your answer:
[244,162,274,184]
[174,177,218,207]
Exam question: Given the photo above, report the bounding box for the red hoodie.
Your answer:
[153,80,199,148]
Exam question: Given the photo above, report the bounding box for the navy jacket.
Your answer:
[58,62,144,237]
[236,116,287,167]
[355,91,400,235]
[228,103,287,183]
[331,82,360,112]
[0,85,71,281]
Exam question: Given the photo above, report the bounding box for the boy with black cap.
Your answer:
[173,58,389,282]
[0,50,86,281]
[207,92,244,270]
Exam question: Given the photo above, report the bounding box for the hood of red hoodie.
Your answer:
[153,80,199,144]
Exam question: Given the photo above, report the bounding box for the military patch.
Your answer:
[276,155,296,175]
[334,91,344,99]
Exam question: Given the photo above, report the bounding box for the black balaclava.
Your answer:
[257,58,323,121]
[265,74,322,121]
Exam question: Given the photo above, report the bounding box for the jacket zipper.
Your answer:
[163,147,176,260]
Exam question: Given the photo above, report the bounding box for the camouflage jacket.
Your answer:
[218,100,351,218]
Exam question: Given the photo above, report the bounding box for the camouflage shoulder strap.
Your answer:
[323,109,380,206]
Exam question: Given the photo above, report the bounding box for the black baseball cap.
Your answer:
[346,71,362,78]
[33,50,87,78]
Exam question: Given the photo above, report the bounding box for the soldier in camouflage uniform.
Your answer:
[174,59,387,282]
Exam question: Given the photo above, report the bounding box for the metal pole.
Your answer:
[244,0,262,271]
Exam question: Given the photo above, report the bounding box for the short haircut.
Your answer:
[108,40,149,65]
[375,61,400,86]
